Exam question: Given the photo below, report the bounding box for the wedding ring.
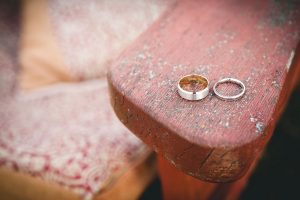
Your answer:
[213,78,245,101]
[177,74,209,101]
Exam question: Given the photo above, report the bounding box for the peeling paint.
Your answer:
[137,53,146,60]
[149,70,155,79]
[255,122,265,133]
[271,80,281,88]
[250,116,258,122]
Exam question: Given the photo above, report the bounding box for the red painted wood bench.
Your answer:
[108,0,300,199]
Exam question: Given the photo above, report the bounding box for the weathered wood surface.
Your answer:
[158,155,256,200]
[108,0,300,182]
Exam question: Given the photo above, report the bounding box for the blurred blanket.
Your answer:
[0,0,170,199]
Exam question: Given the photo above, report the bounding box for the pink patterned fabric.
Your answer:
[48,0,171,80]
[0,80,150,200]
[0,1,168,199]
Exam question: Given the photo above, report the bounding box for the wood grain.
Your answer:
[158,155,257,200]
[108,0,300,182]
[158,155,217,200]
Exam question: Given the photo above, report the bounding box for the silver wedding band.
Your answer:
[213,78,245,101]
[177,74,209,101]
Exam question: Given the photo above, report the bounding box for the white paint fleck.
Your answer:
[271,80,280,88]
[219,120,229,128]
[137,53,146,59]
[255,122,265,133]
[165,155,176,166]
[149,70,155,79]
[286,50,295,72]
[250,116,257,122]
[225,121,229,127]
